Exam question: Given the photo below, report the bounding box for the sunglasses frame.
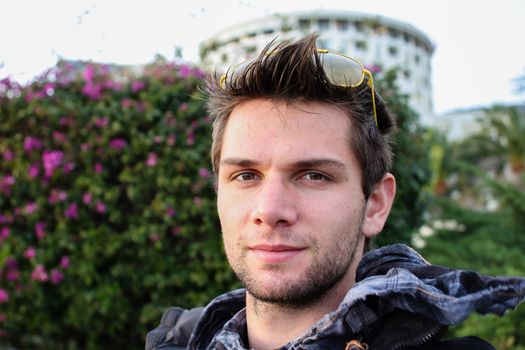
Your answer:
[220,48,378,127]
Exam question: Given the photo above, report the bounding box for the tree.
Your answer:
[416,104,525,349]
[374,69,433,247]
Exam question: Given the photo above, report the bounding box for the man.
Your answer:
[147,34,525,350]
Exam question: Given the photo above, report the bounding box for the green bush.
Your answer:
[0,59,238,349]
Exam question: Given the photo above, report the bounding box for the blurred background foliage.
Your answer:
[0,59,523,349]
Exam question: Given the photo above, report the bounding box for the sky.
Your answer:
[1,0,524,114]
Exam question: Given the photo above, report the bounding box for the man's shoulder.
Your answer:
[422,336,495,350]
[145,307,204,350]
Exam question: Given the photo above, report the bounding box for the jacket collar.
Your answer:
[189,244,525,349]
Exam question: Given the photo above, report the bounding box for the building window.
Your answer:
[403,32,411,43]
[318,19,330,30]
[414,54,420,64]
[299,19,310,30]
[355,40,367,51]
[354,21,363,32]
[389,28,399,39]
[227,37,239,44]
[221,53,228,63]
[263,29,274,35]
[403,70,411,80]
[388,46,398,56]
[247,32,256,38]
[336,19,349,31]
[245,46,256,54]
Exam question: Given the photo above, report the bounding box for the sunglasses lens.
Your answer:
[319,53,364,87]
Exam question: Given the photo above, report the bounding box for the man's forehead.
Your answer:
[218,99,358,170]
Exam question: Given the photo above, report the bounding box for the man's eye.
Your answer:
[301,172,328,181]
[233,172,258,181]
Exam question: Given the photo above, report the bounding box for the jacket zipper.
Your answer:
[390,324,446,350]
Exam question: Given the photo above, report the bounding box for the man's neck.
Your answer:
[245,283,350,350]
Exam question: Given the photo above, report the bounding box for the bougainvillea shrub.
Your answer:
[0,59,238,349]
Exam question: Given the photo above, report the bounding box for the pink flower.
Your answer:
[104,80,123,91]
[50,269,64,284]
[60,256,70,269]
[186,132,195,146]
[0,313,6,322]
[149,233,160,242]
[52,131,66,143]
[42,150,64,178]
[35,222,46,240]
[0,289,9,303]
[24,202,38,215]
[63,162,75,173]
[178,103,189,111]
[3,176,15,186]
[59,117,74,126]
[0,77,13,89]
[2,150,14,161]
[171,226,182,236]
[198,167,212,179]
[31,264,48,282]
[166,206,176,217]
[94,117,108,128]
[7,270,20,281]
[5,258,17,270]
[82,82,103,100]
[83,64,95,82]
[95,201,106,214]
[121,99,134,109]
[28,163,39,178]
[153,136,163,144]
[23,136,43,153]
[109,138,127,150]
[94,163,104,173]
[58,191,67,201]
[24,247,36,260]
[0,227,9,241]
[193,196,202,207]
[83,192,92,204]
[80,143,90,152]
[146,153,157,167]
[64,203,78,219]
[43,82,55,96]
[365,64,382,74]
[131,81,145,93]
[167,134,176,146]
[179,65,192,77]
[48,189,67,204]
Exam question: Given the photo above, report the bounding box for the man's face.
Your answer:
[217,99,369,305]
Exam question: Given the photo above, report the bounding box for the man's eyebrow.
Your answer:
[219,158,346,169]
[292,159,346,170]
[220,158,259,167]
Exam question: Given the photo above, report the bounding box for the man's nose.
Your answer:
[251,177,298,228]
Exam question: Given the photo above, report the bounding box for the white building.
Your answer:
[200,10,435,121]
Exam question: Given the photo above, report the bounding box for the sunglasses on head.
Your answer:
[220,48,378,128]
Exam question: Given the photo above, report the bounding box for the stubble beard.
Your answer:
[227,215,364,308]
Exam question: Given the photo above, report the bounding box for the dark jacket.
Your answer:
[146,244,525,350]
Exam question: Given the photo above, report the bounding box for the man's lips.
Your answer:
[248,244,306,263]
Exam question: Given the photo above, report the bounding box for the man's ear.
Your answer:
[362,173,396,238]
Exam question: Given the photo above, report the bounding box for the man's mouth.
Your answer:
[248,244,306,264]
